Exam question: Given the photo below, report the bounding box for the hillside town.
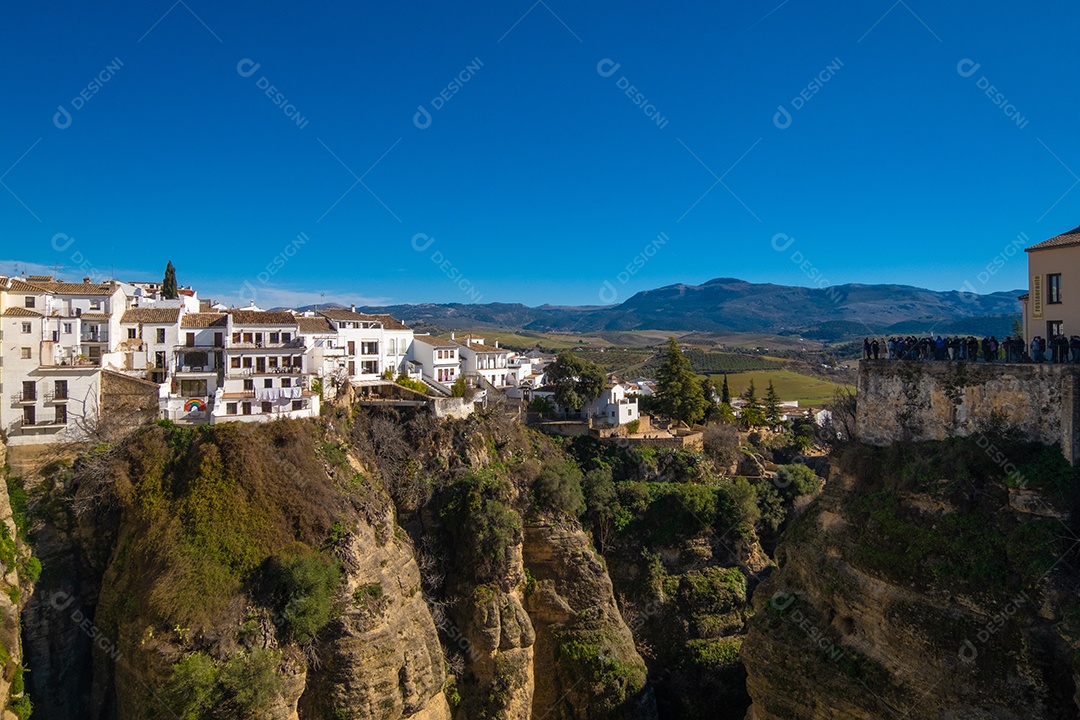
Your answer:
[0,270,657,446]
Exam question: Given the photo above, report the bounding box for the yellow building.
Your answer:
[1023,225,1080,344]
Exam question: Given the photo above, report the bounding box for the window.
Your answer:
[54,405,67,425]
[269,332,280,344]
[242,402,252,415]
[231,357,241,369]
[232,332,241,344]
[54,381,68,400]
[282,332,291,343]
[90,300,101,310]
[1048,274,1063,304]
[264,379,273,388]
[156,328,166,344]
[64,323,72,334]
[243,333,253,344]
[1048,320,1063,338]
[254,333,263,345]
[387,338,396,354]
[281,377,292,387]
[268,356,278,368]
[214,333,223,348]
[242,357,253,368]
[127,328,137,339]
[20,348,31,360]
[180,380,208,397]
[261,401,273,413]
[21,322,31,334]
[22,406,35,426]
[292,400,302,411]
[226,402,238,415]
[22,381,36,401]
[361,360,378,374]
[24,296,34,308]
[186,332,196,346]
[243,379,254,391]
[361,341,378,355]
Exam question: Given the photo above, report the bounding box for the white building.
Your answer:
[0,276,125,445]
[409,335,461,388]
[528,383,639,428]
[211,310,319,423]
[158,312,229,423]
[317,307,414,382]
[454,335,512,387]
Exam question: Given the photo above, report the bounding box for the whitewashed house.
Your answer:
[317,307,414,382]
[211,310,318,423]
[454,335,512,387]
[409,335,461,388]
[0,277,124,445]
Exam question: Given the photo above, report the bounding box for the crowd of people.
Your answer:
[862,335,1080,363]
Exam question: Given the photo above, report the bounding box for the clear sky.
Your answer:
[0,1,1075,308]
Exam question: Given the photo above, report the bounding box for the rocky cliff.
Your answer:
[743,438,1080,719]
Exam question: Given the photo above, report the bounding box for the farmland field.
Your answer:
[716,369,852,406]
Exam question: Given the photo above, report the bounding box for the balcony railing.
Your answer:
[230,366,304,376]
[226,338,304,349]
[43,391,68,402]
[12,392,36,404]
[41,357,100,368]
[80,333,109,343]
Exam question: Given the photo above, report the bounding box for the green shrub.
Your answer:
[20,557,41,584]
[528,397,555,413]
[533,462,585,517]
[264,546,342,644]
[395,374,429,395]
[5,476,30,538]
[10,695,31,720]
[773,464,821,502]
[11,663,24,695]
[625,419,640,435]
[163,653,218,719]
[441,470,521,583]
[164,649,282,720]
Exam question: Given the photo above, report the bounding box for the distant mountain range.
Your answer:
[300,278,1024,341]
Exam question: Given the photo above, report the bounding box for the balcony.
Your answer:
[40,356,100,369]
[11,392,36,405]
[230,366,304,377]
[226,338,304,350]
[43,391,68,403]
[80,332,109,344]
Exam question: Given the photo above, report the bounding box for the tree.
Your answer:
[546,352,605,410]
[655,338,707,427]
[721,374,731,405]
[162,261,178,299]
[700,376,720,422]
[741,380,764,427]
[1011,318,1024,338]
[763,381,782,427]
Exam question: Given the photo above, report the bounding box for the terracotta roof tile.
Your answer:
[296,317,335,334]
[228,310,297,325]
[1027,225,1080,252]
[318,309,409,330]
[121,307,181,324]
[3,307,41,318]
[30,281,118,295]
[181,313,228,328]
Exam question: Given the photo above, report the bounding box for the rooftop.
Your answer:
[3,307,41,318]
[296,316,336,334]
[318,308,409,330]
[228,310,298,326]
[121,307,181,324]
[1027,224,1080,252]
[181,313,229,328]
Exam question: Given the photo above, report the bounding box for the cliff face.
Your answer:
[523,521,654,720]
[15,411,665,720]
[743,439,1080,720]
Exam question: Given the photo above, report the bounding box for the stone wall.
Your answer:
[856,360,1080,463]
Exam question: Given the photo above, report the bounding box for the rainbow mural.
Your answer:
[184,398,207,413]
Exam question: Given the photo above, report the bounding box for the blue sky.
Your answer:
[1,1,1077,308]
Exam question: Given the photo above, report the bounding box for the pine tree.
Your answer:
[162,261,178,299]
[721,374,731,405]
[656,338,707,427]
[741,380,764,427]
[764,380,782,426]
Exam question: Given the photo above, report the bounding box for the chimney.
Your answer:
[83,276,91,284]
[450,331,455,340]
[350,304,356,313]
[495,340,499,348]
